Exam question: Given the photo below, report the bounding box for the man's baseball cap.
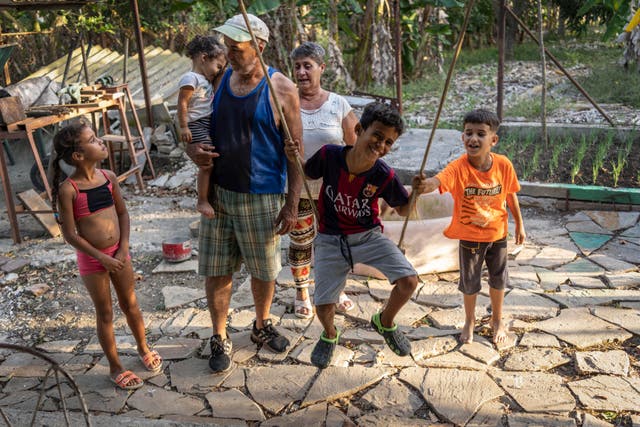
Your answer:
[214,14,270,43]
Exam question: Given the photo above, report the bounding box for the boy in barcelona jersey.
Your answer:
[284,102,429,368]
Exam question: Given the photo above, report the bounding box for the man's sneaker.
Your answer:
[251,318,290,353]
[370,312,411,356]
[310,329,340,369]
[208,334,232,373]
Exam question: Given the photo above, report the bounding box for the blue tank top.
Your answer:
[210,67,286,194]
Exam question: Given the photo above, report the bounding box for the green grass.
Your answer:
[456,47,498,69]
[570,134,589,183]
[578,63,640,108]
[592,130,614,184]
[436,119,460,129]
[395,36,631,107]
[496,132,518,160]
[611,138,633,187]
[548,135,568,176]
[362,34,639,130]
[365,73,445,104]
[447,36,620,70]
[505,97,563,120]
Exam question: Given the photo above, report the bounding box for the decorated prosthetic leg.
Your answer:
[289,199,315,319]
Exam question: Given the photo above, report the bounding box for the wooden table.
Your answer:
[0,98,120,244]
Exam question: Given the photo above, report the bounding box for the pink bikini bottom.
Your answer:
[76,242,130,276]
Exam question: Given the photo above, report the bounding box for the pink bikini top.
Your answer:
[67,169,114,220]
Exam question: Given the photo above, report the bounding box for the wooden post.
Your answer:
[123,36,129,84]
[0,140,20,243]
[78,34,91,85]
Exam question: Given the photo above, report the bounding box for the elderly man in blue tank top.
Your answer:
[186,14,303,373]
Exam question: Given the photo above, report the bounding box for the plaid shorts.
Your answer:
[198,185,284,281]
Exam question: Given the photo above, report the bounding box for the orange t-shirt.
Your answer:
[436,153,520,242]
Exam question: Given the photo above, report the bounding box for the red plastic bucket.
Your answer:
[162,238,192,263]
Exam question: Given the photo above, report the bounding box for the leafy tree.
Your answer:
[5,0,633,90]
[552,0,632,39]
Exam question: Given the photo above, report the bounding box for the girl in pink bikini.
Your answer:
[51,120,162,390]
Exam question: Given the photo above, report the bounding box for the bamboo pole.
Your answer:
[397,0,476,251]
[237,0,319,221]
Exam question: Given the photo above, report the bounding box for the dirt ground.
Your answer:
[0,156,225,343]
[0,243,258,350]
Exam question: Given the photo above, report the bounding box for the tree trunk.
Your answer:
[435,8,445,74]
[358,1,395,86]
[328,0,339,40]
[505,0,527,59]
[412,6,430,77]
[263,2,299,78]
[370,20,395,85]
[325,0,354,91]
[620,0,640,72]
[353,0,376,87]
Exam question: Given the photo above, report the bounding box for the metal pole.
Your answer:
[397,0,476,251]
[505,6,615,127]
[130,0,154,127]
[236,0,318,220]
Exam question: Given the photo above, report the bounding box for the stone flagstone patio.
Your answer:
[1,208,640,426]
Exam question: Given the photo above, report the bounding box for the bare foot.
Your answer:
[197,200,215,218]
[459,321,475,344]
[491,318,508,344]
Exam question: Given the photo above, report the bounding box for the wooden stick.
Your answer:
[237,0,319,221]
[397,0,476,251]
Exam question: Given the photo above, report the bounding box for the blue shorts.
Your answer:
[313,227,417,306]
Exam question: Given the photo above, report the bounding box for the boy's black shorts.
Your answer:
[458,237,509,295]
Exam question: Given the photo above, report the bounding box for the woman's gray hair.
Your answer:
[290,41,325,65]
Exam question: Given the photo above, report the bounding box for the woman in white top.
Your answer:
[289,42,359,318]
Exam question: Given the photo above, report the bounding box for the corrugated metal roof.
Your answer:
[25,45,191,107]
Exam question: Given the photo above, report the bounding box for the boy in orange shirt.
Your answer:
[422,109,525,344]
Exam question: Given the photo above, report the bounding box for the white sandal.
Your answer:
[336,293,354,313]
[294,297,313,319]
[294,283,313,319]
